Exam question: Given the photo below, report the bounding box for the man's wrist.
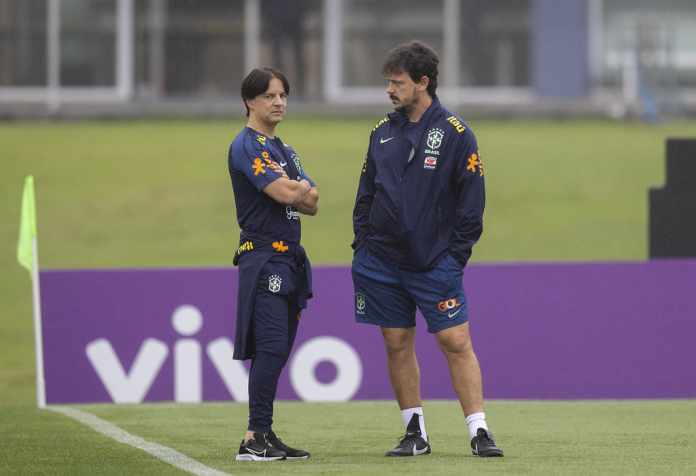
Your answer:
[292,180,311,205]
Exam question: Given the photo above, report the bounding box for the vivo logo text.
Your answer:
[85,305,362,403]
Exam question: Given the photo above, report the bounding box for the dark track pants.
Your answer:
[247,260,300,432]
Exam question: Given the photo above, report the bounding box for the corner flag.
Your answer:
[17,175,46,408]
[17,175,37,273]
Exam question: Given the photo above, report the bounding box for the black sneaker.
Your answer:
[267,431,310,460]
[236,432,286,461]
[470,428,504,457]
[385,414,431,457]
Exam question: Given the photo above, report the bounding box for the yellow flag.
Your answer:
[17,176,37,273]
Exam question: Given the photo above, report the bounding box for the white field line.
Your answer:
[48,406,231,476]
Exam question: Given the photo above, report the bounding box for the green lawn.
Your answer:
[1,118,695,474]
[4,401,696,475]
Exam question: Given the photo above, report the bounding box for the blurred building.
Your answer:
[1,0,695,117]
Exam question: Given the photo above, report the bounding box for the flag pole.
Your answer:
[32,236,46,408]
[18,176,46,408]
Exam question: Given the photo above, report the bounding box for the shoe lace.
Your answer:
[396,431,421,446]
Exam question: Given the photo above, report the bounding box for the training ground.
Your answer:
[2,118,695,474]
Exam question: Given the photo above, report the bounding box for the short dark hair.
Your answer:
[382,41,439,97]
[240,67,290,116]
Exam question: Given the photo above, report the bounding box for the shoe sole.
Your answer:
[235,454,286,461]
[472,449,504,457]
[285,455,310,460]
[385,453,432,457]
[385,449,432,457]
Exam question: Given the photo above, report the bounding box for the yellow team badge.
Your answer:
[252,157,266,176]
[256,135,266,145]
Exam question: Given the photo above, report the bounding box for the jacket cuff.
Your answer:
[450,249,470,268]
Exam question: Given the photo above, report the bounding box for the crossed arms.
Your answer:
[263,161,319,215]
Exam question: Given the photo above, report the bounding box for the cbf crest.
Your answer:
[268,274,282,293]
[426,128,444,150]
[356,292,366,315]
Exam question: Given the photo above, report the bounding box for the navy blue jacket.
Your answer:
[352,97,485,271]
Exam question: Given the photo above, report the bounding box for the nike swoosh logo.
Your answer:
[380,137,395,144]
[448,308,462,319]
[412,443,429,456]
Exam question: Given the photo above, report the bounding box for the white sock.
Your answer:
[401,407,427,441]
[465,412,489,440]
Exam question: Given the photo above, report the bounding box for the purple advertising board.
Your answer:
[40,260,696,404]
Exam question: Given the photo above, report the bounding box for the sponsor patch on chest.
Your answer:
[423,156,438,170]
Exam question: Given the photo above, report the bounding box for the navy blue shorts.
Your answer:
[351,247,468,333]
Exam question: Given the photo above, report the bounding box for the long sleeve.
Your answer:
[450,130,485,266]
[351,138,376,250]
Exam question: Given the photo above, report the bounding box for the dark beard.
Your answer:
[394,103,413,115]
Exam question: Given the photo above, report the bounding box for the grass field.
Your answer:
[4,401,696,475]
[1,117,695,474]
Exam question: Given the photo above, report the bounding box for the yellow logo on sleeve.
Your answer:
[466,152,484,176]
[372,117,388,132]
[467,153,479,173]
[446,115,466,133]
[252,157,266,176]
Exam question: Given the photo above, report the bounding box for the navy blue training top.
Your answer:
[352,97,485,271]
[228,127,314,244]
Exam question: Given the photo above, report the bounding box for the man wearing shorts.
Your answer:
[351,41,503,458]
